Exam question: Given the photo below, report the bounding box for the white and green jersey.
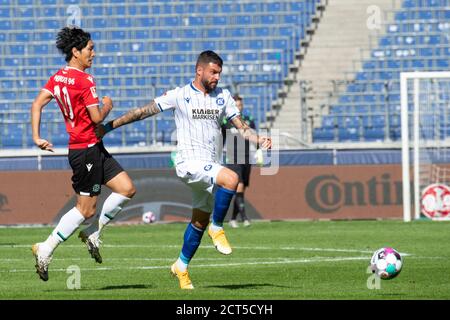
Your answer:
[154,82,240,163]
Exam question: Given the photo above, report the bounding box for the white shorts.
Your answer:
[175,160,224,212]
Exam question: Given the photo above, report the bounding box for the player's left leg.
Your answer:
[78,172,135,263]
[78,146,135,263]
[95,146,135,234]
[171,208,210,289]
[98,171,135,233]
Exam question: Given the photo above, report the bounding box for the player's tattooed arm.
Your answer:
[231,115,272,150]
[97,100,160,137]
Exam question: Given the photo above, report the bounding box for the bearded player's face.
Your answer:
[200,62,221,93]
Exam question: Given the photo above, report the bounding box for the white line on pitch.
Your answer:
[0,244,384,254]
[1,256,369,274]
[0,257,294,262]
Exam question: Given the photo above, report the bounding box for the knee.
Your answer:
[76,205,96,219]
[222,171,239,191]
[125,184,136,199]
[192,219,209,230]
[191,209,211,229]
[118,183,136,199]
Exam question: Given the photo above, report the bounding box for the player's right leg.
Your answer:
[208,167,238,255]
[32,195,97,281]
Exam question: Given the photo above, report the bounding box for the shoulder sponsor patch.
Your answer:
[90,86,98,99]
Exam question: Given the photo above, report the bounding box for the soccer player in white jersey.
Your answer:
[97,51,272,289]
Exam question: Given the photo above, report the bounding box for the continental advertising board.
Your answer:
[0,165,405,225]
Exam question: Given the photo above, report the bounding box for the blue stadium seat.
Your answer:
[338,127,360,141]
[43,19,60,29]
[364,128,385,141]
[117,18,132,28]
[437,59,449,68]
[267,2,282,12]
[225,40,239,50]
[189,16,204,26]
[0,20,11,30]
[322,116,337,129]
[153,41,169,52]
[18,0,33,5]
[0,7,10,17]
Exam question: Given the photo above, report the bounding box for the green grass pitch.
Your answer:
[0,220,449,300]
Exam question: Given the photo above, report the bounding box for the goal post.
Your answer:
[401,71,450,222]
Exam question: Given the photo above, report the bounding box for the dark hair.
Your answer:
[233,94,243,102]
[56,27,91,62]
[196,50,223,68]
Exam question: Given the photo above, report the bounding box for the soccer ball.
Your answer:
[142,211,156,224]
[370,247,403,280]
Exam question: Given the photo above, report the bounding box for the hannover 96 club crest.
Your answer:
[421,184,450,220]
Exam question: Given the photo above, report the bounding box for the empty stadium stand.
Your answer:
[0,0,322,149]
[311,0,450,143]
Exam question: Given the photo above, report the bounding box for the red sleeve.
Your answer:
[43,77,55,96]
[81,82,99,108]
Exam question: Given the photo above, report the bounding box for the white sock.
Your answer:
[209,223,223,232]
[43,207,85,254]
[97,193,130,234]
[176,258,188,272]
[39,235,59,257]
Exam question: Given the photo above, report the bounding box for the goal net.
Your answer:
[401,72,450,221]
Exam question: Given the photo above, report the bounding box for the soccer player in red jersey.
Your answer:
[30,27,136,281]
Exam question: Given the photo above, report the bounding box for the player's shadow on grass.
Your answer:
[206,283,288,290]
[100,284,154,290]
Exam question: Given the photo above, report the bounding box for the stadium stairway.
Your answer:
[269,0,400,146]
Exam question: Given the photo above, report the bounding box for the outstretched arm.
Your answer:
[230,115,272,150]
[97,100,160,137]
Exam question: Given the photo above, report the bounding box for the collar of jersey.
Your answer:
[65,66,88,75]
[190,82,219,97]
[190,82,202,93]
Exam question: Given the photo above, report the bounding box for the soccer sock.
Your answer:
[97,193,131,234]
[211,186,236,229]
[234,192,248,221]
[177,223,205,271]
[42,207,85,255]
[231,195,239,220]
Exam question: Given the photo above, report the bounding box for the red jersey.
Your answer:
[43,66,100,149]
